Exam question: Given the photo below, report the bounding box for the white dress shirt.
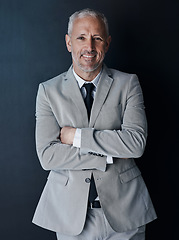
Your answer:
[72,68,113,164]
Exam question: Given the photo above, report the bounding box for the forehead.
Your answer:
[71,16,106,36]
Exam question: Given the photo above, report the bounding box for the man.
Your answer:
[33,8,157,240]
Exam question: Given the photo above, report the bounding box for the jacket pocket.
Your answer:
[119,166,141,183]
[47,170,69,186]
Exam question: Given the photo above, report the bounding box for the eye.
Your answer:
[77,36,85,40]
[94,37,103,41]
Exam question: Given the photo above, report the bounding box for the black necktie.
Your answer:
[83,83,94,120]
[83,83,98,203]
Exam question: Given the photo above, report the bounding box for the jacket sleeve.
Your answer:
[80,74,148,158]
[35,83,107,171]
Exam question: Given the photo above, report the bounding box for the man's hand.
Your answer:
[60,126,76,145]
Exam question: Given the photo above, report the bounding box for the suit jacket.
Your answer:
[32,65,157,235]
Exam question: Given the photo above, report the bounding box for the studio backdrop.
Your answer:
[0,0,178,239]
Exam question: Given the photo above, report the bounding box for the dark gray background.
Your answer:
[0,0,178,239]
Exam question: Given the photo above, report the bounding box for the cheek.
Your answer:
[98,49,106,58]
[98,45,106,54]
[73,46,81,55]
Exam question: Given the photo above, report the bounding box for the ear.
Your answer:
[105,35,111,53]
[65,34,72,52]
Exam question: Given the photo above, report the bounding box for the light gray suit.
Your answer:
[32,65,157,236]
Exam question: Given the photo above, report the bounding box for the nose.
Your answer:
[86,38,95,52]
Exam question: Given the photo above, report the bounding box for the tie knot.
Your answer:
[83,83,94,94]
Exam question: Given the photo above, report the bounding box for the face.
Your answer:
[65,16,111,76]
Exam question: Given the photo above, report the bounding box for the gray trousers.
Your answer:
[56,208,146,240]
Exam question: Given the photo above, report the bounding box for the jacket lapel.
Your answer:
[63,66,89,128]
[62,65,113,128]
[90,65,113,127]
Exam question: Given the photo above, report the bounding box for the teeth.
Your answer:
[83,55,95,58]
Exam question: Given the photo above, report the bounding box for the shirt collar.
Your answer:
[73,68,102,89]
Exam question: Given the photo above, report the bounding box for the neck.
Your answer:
[73,65,102,82]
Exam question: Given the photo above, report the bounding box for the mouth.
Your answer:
[82,54,95,58]
[81,54,96,62]
[81,50,97,59]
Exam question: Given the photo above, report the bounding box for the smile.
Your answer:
[82,55,96,58]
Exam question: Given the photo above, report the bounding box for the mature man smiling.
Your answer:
[65,15,111,78]
[33,8,157,240]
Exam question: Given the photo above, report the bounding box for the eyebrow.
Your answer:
[77,33,103,37]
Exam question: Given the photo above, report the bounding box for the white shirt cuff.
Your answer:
[106,155,113,164]
[73,128,81,148]
[73,128,113,164]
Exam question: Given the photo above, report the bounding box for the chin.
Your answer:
[79,63,101,73]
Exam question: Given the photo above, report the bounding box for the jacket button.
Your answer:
[85,178,91,183]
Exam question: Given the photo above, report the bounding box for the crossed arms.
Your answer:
[35,74,147,172]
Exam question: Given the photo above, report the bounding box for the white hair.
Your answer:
[67,8,109,36]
